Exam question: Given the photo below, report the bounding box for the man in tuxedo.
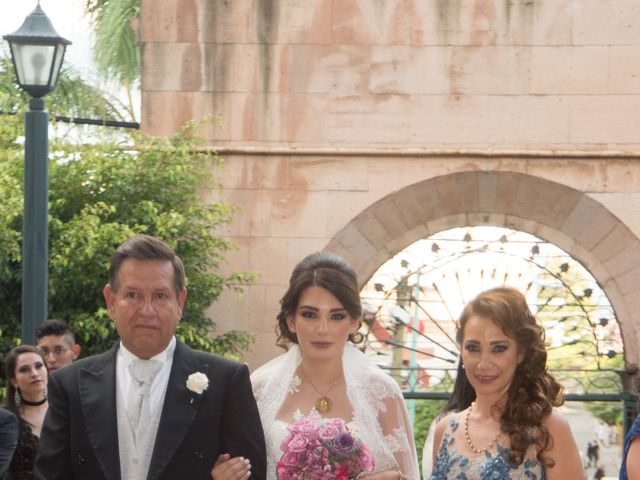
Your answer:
[34,234,266,480]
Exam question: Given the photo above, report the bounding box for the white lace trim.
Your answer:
[287,375,301,394]
[385,426,409,453]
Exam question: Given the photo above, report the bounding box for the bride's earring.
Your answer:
[14,389,21,407]
[43,386,48,400]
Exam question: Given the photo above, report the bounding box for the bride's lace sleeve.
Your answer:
[372,372,421,480]
[344,345,420,480]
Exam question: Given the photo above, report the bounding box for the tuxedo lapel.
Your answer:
[78,346,121,480]
[147,340,209,480]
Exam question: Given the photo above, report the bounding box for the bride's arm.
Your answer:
[371,380,420,480]
[210,454,251,480]
[360,471,406,480]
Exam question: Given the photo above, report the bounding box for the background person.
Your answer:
[0,408,19,477]
[213,251,420,480]
[35,319,81,372]
[4,345,49,479]
[34,234,266,480]
[620,413,640,479]
[428,287,583,480]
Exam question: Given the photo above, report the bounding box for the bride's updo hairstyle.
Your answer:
[457,287,564,468]
[276,251,363,349]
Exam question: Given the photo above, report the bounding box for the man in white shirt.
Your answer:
[34,234,266,480]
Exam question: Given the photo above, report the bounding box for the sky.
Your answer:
[2,0,97,78]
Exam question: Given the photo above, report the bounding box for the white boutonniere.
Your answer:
[186,372,209,394]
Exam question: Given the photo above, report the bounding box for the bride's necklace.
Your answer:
[302,369,341,414]
[464,402,501,454]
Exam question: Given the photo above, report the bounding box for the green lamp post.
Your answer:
[4,3,71,344]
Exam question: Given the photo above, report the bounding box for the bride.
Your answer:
[212,251,419,480]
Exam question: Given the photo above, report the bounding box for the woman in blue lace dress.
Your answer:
[427,287,583,480]
[620,413,640,479]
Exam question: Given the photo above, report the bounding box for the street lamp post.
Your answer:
[3,4,71,344]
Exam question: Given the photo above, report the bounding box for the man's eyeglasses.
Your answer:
[40,346,69,357]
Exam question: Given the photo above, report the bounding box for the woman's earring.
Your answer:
[14,389,21,407]
[43,386,48,400]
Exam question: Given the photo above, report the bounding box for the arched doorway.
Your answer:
[359,225,622,395]
[326,171,640,460]
[327,171,640,372]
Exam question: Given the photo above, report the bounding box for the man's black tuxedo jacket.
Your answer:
[34,339,266,480]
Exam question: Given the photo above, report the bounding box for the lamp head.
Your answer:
[3,4,72,98]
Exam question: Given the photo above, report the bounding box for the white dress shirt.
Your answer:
[116,337,176,479]
[116,336,176,424]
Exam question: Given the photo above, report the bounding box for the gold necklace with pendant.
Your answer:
[302,370,341,414]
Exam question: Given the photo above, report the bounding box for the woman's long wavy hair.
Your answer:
[276,251,362,349]
[456,287,564,467]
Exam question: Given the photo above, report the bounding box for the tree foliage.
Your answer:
[0,115,254,364]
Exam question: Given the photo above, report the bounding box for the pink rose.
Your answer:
[335,465,350,480]
[276,459,290,480]
[318,422,341,441]
[290,416,318,434]
[281,451,300,468]
[287,433,309,453]
[325,417,346,430]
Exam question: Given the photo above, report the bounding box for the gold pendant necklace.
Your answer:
[302,369,341,415]
[464,402,501,454]
[315,396,332,414]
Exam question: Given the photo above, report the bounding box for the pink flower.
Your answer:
[281,451,300,468]
[287,433,310,453]
[276,416,375,480]
[290,416,319,434]
[325,417,346,430]
[318,422,341,441]
[335,465,350,480]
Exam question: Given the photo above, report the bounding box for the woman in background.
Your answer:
[3,345,49,480]
[428,287,583,480]
[620,413,640,479]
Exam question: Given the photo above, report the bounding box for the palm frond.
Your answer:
[93,0,140,87]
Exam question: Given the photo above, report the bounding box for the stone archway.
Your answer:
[326,171,640,369]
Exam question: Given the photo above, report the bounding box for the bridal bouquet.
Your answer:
[277,414,375,480]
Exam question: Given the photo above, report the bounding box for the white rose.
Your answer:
[186,372,209,394]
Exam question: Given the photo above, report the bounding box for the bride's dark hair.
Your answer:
[276,251,362,349]
[457,287,564,467]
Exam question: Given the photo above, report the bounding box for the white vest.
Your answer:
[116,377,166,480]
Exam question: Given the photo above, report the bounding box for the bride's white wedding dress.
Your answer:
[251,344,420,480]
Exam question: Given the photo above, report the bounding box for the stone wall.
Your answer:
[140,0,640,369]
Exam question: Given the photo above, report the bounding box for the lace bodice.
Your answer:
[251,344,420,480]
[428,418,545,480]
